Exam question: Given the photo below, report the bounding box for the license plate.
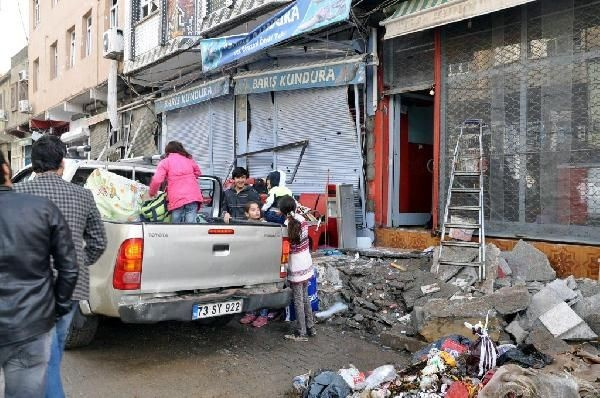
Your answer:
[192,300,243,320]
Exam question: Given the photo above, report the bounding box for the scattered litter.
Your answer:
[338,365,365,391]
[306,371,352,398]
[361,365,397,391]
[315,302,349,320]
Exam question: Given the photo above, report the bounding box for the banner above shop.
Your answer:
[234,58,365,95]
[155,77,230,113]
[200,0,352,72]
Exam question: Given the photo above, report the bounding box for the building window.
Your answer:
[67,27,76,68]
[10,83,17,111]
[50,41,58,79]
[24,145,32,167]
[18,81,28,102]
[33,58,39,92]
[83,12,93,57]
[110,0,119,28]
[140,0,158,20]
[33,0,40,27]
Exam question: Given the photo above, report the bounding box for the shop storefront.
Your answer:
[233,56,367,224]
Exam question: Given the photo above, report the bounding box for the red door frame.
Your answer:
[432,29,442,231]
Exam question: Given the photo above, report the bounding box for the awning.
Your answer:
[381,0,536,40]
[233,55,365,95]
[154,76,230,113]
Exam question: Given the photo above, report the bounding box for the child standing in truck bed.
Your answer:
[239,201,270,328]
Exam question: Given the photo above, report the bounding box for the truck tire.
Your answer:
[196,314,234,327]
[65,309,99,349]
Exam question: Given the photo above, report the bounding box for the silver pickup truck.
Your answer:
[12,159,291,348]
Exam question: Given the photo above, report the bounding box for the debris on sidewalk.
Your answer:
[306,243,600,396]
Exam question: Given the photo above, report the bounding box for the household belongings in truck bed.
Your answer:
[85,168,149,222]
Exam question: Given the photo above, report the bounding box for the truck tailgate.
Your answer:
[140,223,283,293]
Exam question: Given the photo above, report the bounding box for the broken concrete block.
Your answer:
[583,314,600,335]
[526,286,565,323]
[432,246,478,281]
[481,244,501,295]
[565,275,577,290]
[415,298,501,342]
[539,302,586,337]
[492,285,531,315]
[449,267,479,290]
[380,327,428,353]
[497,256,512,277]
[504,240,556,282]
[576,278,600,298]
[545,278,578,302]
[559,321,598,341]
[525,327,571,356]
[572,294,600,320]
[506,320,529,344]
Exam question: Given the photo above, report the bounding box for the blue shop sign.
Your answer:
[155,77,230,113]
[200,0,352,72]
[234,61,365,95]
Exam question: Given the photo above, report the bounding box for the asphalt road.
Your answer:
[61,317,410,397]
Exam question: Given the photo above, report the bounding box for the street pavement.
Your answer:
[61,317,409,397]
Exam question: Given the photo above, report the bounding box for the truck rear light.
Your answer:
[208,228,235,234]
[280,238,290,279]
[113,238,143,290]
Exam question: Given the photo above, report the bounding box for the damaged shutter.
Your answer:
[275,86,363,226]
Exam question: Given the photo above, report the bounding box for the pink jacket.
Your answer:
[149,153,203,211]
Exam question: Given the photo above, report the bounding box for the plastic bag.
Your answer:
[85,169,148,222]
[497,344,553,369]
[292,373,310,393]
[360,365,397,391]
[338,365,365,390]
[306,371,352,398]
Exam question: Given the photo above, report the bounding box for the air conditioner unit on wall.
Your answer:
[103,28,124,60]
[18,100,32,113]
[18,70,28,82]
[0,110,6,120]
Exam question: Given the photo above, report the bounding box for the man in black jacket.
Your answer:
[222,167,260,223]
[0,150,78,398]
[15,135,106,398]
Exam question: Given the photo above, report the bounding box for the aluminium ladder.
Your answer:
[438,119,486,280]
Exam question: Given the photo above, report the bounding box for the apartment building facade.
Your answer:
[0,47,32,171]
[28,0,124,150]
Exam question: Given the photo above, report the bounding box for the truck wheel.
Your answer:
[65,309,99,349]
[196,314,234,327]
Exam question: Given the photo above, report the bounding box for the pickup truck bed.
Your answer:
[91,221,290,323]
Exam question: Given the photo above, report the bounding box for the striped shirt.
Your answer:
[15,173,107,301]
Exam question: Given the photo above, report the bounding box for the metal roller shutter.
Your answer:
[210,95,235,181]
[247,92,275,179]
[165,102,212,174]
[275,86,363,225]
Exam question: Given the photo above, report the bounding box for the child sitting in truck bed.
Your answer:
[239,201,270,328]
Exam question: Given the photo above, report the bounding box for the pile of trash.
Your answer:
[291,328,600,397]
[313,242,599,352]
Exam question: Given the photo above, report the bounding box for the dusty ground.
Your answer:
[62,317,410,398]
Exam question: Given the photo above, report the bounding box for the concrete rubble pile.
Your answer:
[314,241,599,350]
[307,243,600,396]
